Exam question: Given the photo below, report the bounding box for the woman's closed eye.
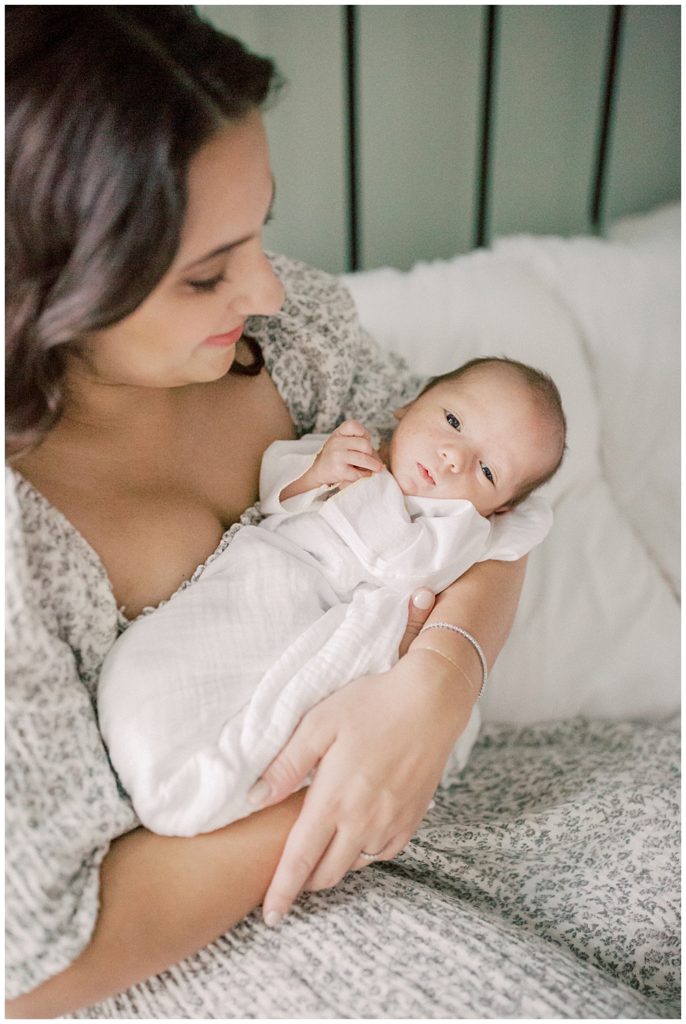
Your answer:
[445,411,461,431]
[186,272,226,293]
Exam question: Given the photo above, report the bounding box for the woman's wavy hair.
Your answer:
[6,5,281,456]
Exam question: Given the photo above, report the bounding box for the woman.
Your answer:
[5,7,527,1016]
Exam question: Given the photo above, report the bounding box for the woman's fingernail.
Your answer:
[264,909,283,928]
[248,779,272,806]
[412,589,434,610]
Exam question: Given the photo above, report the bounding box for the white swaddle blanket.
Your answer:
[98,436,552,836]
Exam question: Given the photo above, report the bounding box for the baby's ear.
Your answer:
[493,504,512,515]
[393,403,410,421]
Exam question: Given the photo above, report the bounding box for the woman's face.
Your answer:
[76,110,284,388]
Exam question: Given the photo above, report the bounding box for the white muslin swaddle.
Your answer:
[98,435,552,836]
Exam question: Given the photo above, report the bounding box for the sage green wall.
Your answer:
[198,4,680,273]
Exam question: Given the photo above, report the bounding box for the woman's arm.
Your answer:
[5,557,523,1018]
[4,585,436,1019]
[5,791,306,1019]
[254,556,527,922]
[415,554,528,671]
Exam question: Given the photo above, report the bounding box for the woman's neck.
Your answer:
[61,361,194,442]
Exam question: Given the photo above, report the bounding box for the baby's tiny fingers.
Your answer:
[336,419,371,439]
[338,461,383,484]
[346,452,384,474]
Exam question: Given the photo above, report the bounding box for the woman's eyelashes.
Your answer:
[186,272,226,293]
[186,215,274,294]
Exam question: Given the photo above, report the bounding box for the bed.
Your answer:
[64,203,680,1019]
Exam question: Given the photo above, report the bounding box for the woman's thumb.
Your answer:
[398,588,435,656]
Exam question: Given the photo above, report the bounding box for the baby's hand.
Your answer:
[313,420,384,487]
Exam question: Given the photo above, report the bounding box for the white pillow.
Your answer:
[342,211,679,723]
[494,227,680,599]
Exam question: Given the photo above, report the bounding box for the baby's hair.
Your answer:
[419,356,567,507]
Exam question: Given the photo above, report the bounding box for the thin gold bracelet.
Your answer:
[417,645,479,698]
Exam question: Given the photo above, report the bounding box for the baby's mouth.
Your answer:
[418,463,436,486]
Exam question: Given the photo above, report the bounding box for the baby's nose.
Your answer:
[441,445,469,472]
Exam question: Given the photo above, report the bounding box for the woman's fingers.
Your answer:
[398,588,435,656]
[261,787,338,925]
[305,823,417,891]
[247,711,335,810]
[350,828,415,872]
[301,827,365,892]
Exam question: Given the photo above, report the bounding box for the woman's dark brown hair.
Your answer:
[6,5,281,455]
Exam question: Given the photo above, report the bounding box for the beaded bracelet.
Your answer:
[418,622,489,701]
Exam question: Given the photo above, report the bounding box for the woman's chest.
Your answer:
[17,373,297,619]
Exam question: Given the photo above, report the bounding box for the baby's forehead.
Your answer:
[433,363,529,400]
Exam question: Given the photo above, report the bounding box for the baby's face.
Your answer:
[388,367,558,516]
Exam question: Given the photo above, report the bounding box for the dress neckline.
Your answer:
[9,468,261,630]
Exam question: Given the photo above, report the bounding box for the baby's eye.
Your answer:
[445,412,461,431]
[480,463,494,484]
[186,273,226,293]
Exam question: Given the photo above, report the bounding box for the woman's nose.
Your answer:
[231,249,285,317]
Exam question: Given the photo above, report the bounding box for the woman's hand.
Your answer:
[247,589,477,926]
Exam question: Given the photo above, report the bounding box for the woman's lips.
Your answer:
[203,324,244,347]
[418,463,436,485]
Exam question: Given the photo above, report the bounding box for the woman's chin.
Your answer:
[192,346,237,381]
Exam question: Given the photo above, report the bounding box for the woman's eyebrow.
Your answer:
[180,178,276,272]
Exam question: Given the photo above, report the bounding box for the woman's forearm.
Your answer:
[5,791,306,1019]
[410,556,528,699]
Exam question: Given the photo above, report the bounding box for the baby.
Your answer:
[98,356,566,836]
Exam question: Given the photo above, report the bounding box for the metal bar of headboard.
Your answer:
[474,5,498,249]
[343,5,626,267]
[591,5,624,229]
[344,5,360,272]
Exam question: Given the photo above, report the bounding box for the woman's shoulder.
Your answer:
[245,254,363,436]
[254,252,361,360]
[247,253,421,437]
[268,252,358,316]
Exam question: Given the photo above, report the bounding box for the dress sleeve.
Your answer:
[4,472,136,998]
[340,322,426,438]
[251,254,426,439]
